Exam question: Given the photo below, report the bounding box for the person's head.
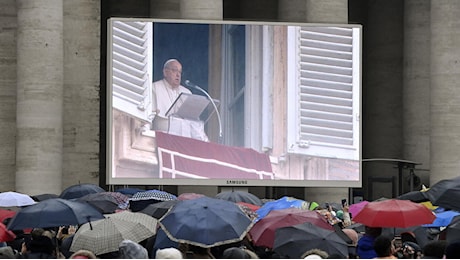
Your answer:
[373,235,395,258]
[26,235,55,255]
[401,231,417,244]
[301,248,329,259]
[222,247,251,259]
[69,249,97,259]
[422,240,447,259]
[118,239,148,259]
[365,226,382,237]
[155,247,183,259]
[342,228,359,246]
[163,59,182,88]
[444,240,460,259]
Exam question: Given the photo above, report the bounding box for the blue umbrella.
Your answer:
[60,183,105,200]
[159,197,254,248]
[423,210,460,227]
[255,196,309,221]
[6,198,105,230]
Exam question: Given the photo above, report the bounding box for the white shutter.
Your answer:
[109,20,153,122]
[287,26,361,160]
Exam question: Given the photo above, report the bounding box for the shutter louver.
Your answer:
[288,26,361,160]
[110,20,153,122]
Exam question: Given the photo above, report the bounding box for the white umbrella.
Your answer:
[0,192,36,207]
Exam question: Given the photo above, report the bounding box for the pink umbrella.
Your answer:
[349,200,369,218]
[177,193,206,201]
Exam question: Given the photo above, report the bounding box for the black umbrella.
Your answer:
[77,192,120,214]
[445,215,460,242]
[273,222,349,259]
[397,190,429,203]
[215,191,263,206]
[31,193,59,202]
[424,176,460,211]
[140,200,179,219]
[60,183,105,200]
[6,198,104,230]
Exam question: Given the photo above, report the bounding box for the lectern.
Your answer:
[151,93,219,141]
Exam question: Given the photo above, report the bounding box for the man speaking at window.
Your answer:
[152,59,209,142]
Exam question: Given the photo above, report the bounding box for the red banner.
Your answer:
[155,131,274,180]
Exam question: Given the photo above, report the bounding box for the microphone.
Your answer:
[184,80,223,143]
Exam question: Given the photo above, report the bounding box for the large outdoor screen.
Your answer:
[106,18,362,187]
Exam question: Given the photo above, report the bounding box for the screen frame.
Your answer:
[106,17,362,188]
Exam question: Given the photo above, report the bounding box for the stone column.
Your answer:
[0,0,17,191]
[430,1,460,184]
[363,0,404,199]
[278,0,306,22]
[180,0,222,20]
[150,0,180,19]
[61,1,101,187]
[305,0,348,23]
[16,0,63,195]
[402,0,431,188]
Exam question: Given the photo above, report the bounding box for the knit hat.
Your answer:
[155,247,183,259]
[0,246,16,259]
[118,239,148,259]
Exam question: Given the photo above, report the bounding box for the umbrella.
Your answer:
[424,176,460,211]
[153,227,179,252]
[255,196,310,221]
[31,193,59,202]
[422,210,460,228]
[60,183,105,200]
[103,192,130,210]
[0,209,16,223]
[352,199,436,228]
[348,200,369,219]
[77,192,120,214]
[159,197,254,248]
[177,192,206,201]
[445,215,460,242]
[397,190,429,203]
[140,200,179,219]
[70,211,157,256]
[6,198,105,230]
[0,191,36,207]
[215,190,263,206]
[249,208,334,248]
[115,187,145,197]
[129,190,177,212]
[0,222,15,242]
[236,202,260,221]
[273,222,349,258]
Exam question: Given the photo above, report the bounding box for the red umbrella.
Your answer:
[0,209,16,223]
[0,222,15,242]
[352,199,436,228]
[248,208,333,249]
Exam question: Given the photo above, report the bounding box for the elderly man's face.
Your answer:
[163,61,182,88]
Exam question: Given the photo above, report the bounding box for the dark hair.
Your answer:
[445,240,460,259]
[365,226,382,237]
[373,235,393,257]
[422,240,448,259]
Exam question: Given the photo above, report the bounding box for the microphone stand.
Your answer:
[184,80,223,144]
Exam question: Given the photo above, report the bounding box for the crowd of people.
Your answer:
[1,194,460,259]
